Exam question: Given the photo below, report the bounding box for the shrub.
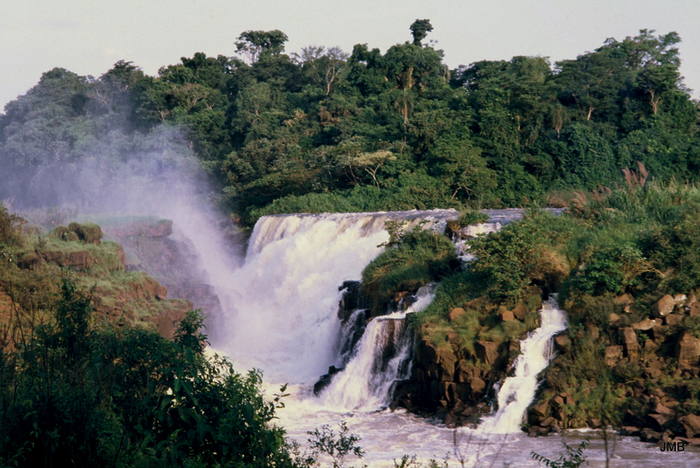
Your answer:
[0,280,301,468]
[0,203,24,247]
[362,226,457,315]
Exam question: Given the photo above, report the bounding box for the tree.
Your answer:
[299,46,349,95]
[235,29,289,64]
[410,19,433,47]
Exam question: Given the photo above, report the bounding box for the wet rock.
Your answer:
[444,411,459,428]
[528,426,549,437]
[640,428,662,443]
[677,437,700,446]
[507,340,520,368]
[587,418,602,428]
[620,426,641,436]
[652,295,676,318]
[313,365,344,396]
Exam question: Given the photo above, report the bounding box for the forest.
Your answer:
[1,22,697,227]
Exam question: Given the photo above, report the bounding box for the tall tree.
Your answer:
[235,30,289,64]
[410,19,433,47]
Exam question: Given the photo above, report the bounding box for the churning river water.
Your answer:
[202,210,700,467]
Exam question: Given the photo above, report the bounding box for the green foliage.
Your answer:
[0,281,301,468]
[456,209,489,227]
[681,316,700,339]
[2,28,699,227]
[531,438,589,468]
[564,244,647,296]
[469,215,558,303]
[0,203,25,247]
[362,225,456,315]
[307,421,364,468]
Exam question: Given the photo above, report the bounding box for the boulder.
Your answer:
[678,414,700,438]
[313,365,343,395]
[469,377,486,397]
[528,426,549,437]
[664,314,683,326]
[676,331,700,370]
[631,319,657,331]
[531,402,550,420]
[619,327,639,361]
[639,428,662,443]
[512,303,529,321]
[448,307,466,322]
[649,403,676,428]
[553,333,571,354]
[60,251,94,269]
[455,360,474,384]
[438,347,457,381]
[500,309,515,322]
[475,341,500,366]
[652,294,676,318]
[620,426,641,436]
[689,303,700,317]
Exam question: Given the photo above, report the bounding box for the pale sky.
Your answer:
[1,0,699,111]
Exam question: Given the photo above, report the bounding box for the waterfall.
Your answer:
[216,210,457,384]
[478,296,567,433]
[319,285,436,411]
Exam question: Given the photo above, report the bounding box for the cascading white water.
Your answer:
[320,285,436,411]
[216,210,457,384]
[478,296,567,434]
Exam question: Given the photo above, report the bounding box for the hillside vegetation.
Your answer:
[1,24,698,227]
[366,177,700,441]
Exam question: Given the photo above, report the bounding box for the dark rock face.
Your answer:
[313,365,344,396]
[528,290,700,447]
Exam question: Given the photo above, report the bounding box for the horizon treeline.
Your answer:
[1,23,698,226]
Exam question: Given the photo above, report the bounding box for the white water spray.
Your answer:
[320,285,436,411]
[217,210,455,384]
[478,296,567,434]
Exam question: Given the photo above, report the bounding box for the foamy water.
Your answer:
[210,211,700,467]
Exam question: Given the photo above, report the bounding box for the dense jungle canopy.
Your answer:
[1,23,698,226]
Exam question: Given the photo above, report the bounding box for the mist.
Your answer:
[0,120,243,341]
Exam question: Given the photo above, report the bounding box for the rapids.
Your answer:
[206,209,700,467]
